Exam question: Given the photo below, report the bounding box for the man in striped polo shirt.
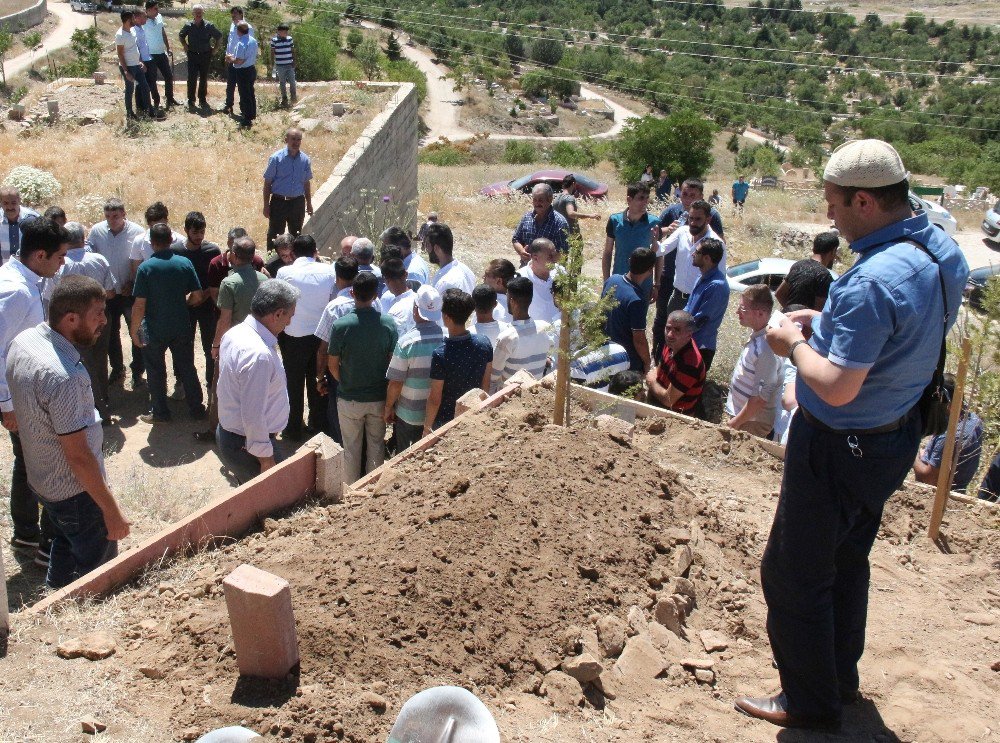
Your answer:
[725,284,781,438]
[491,275,554,391]
[270,23,296,106]
[646,310,705,415]
[384,286,445,453]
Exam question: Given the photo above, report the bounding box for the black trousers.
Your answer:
[106,294,143,376]
[235,65,257,122]
[267,195,305,251]
[141,61,160,107]
[148,52,174,103]
[187,304,217,388]
[224,63,237,108]
[760,410,920,720]
[9,432,56,549]
[278,333,327,434]
[186,52,211,103]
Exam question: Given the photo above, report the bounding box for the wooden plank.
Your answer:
[929,337,972,541]
[30,447,319,615]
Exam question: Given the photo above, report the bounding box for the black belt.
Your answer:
[673,289,690,299]
[799,406,912,436]
[270,194,304,201]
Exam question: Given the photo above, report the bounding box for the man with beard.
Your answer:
[427,223,476,303]
[7,275,131,589]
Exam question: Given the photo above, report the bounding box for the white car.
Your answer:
[910,192,957,236]
[727,257,838,293]
[982,200,1000,243]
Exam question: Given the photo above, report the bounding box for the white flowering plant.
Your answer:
[3,166,62,206]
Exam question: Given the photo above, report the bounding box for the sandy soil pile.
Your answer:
[3,385,999,742]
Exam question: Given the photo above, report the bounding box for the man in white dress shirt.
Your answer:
[216,279,297,484]
[379,259,416,337]
[0,217,69,568]
[428,222,475,298]
[276,234,335,440]
[657,199,725,316]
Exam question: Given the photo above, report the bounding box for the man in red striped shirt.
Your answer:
[646,310,705,414]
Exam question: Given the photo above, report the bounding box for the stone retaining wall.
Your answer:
[304,81,418,254]
[0,0,46,32]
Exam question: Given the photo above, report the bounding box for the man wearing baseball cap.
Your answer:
[385,285,446,453]
[737,139,969,729]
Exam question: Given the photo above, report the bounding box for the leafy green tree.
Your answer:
[295,22,338,81]
[0,27,12,86]
[726,133,740,153]
[356,38,383,79]
[68,27,102,76]
[385,33,402,62]
[614,110,715,184]
[503,32,525,62]
[529,37,564,67]
[346,28,364,54]
[288,0,310,20]
[429,30,451,61]
[380,8,396,28]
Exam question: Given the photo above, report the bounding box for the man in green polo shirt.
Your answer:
[130,223,206,423]
[215,236,266,330]
[328,271,398,482]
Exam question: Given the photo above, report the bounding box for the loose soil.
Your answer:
[2,384,998,742]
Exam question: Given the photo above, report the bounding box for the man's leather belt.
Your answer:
[271,194,304,201]
[799,406,911,436]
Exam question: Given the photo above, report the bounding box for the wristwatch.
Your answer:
[788,339,808,367]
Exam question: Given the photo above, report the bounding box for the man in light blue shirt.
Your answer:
[223,6,254,115]
[143,1,180,109]
[226,20,258,127]
[737,140,969,731]
[263,128,313,250]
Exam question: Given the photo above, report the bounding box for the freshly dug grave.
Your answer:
[8,385,1000,742]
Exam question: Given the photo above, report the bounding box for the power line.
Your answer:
[650,0,999,24]
[337,11,1000,133]
[326,0,1000,81]
[337,0,1000,69]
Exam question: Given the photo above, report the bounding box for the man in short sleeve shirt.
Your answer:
[263,128,313,250]
[601,248,656,373]
[738,140,969,730]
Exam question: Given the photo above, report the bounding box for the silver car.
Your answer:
[983,200,1000,244]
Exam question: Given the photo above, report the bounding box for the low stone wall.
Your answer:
[304,81,418,253]
[0,0,46,32]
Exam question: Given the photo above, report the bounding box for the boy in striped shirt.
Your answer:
[491,275,554,391]
[384,286,445,452]
[270,23,296,106]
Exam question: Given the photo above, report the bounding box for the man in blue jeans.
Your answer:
[115,10,151,119]
[739,140,969,730]
[129,223,206,423]
[7,275,130,590]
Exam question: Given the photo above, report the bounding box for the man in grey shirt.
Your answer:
[85,198,145,387]
[7,275,130,589]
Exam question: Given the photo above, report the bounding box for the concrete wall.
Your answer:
[304,81,419,254]
[0,0,46,32]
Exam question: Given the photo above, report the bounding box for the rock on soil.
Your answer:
[57,632,116,660]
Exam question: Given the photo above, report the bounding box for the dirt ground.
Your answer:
[1,385,998,742]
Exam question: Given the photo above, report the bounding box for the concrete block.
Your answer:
[223,564,299,679]
[304,433,344,502]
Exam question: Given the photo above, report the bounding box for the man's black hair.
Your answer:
[334,255,359,282]
[472,284,497,313]
[506,275,533,306]
[609,370,644,397]
[184,211,207,232]
[813,230,840,255]
[149,222,173,249]
[382,225,411,249]
[698,237,724,264]
[43,206,66,221]
[441,288,475,325]
[291,233,317,258]
[144,201,168,225]
[689,199,712,217]
[380,258,407,282]
[352,271,379,302]
[380,244,403,263]
[682,178,705,194]
[426,223,453,255]
[21,217,68,257]
[626,182,651,200]
[120,9,132,22]
[628,247,656,275]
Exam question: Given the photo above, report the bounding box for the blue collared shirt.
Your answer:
[144,13,166,55]
[512,208,569,254]
[684,266,729,351]
[263,146,313,197]
[134,23,151,61]
[233,34,258,67]
[798,212,968,429]
[227,21,255,55]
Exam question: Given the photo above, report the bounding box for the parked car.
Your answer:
[727,257,838,294]
[480,169,608,199]
[70,0,98,11]
[909,192,957,236]
[982,200,1000,243]
[964,264,1000,311]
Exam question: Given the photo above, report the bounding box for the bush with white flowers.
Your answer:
[2,166,62,207]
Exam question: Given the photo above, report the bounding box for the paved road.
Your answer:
[4,1,94,79]
[361,22,640,145]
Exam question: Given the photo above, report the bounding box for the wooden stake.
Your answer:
[928,336,971,542]
[553,308,571,426]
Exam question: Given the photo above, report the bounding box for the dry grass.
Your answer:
[0,82,391,247]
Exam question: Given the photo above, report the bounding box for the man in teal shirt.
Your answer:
[130,223,205,423]
[328,272,398,482]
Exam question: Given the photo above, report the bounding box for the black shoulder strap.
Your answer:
[907,239,948,377]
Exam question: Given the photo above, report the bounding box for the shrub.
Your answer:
[3,166,61,206]
[384,59,427,104]
[614,110,715,183]
[549,141,599,168]
[294,19,338,81]
[419,145,470,166]
[346,28,363,53]
[503,140,537,164]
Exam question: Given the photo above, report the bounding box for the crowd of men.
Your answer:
[2,135,997,724]
[116,3,297,126]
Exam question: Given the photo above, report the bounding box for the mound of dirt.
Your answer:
[9,385,1000,742]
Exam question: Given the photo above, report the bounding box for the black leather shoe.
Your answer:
[734,693,840,730]
[840,688,861,704]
